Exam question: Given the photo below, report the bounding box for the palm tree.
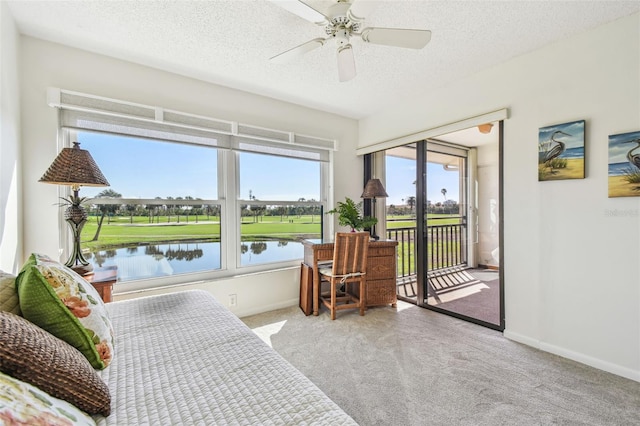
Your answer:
[441,188,447,201]
[406,196,416,213]
[91,189,122,241]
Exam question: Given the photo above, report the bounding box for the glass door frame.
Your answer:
[414,123,504,331]
[363,119,505,331]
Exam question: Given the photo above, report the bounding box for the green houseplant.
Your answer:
[326,197,377,232]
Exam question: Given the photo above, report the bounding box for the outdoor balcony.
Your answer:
[387,220,500,327]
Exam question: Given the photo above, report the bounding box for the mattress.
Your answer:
[95,290,357,425]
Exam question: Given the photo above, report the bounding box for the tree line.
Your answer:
[86,190,323,240]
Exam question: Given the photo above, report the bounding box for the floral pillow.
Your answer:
[16,254,114,369]
[0,371,96,426]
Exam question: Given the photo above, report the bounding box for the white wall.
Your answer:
[112,267,300,318]
[18,36,359,316]
[477,142,500,268]
[359,14,640,381]
[0,2,22,274]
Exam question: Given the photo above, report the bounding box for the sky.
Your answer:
[385,155,460,205]
[79,131,459,204]
[78,132,320,201]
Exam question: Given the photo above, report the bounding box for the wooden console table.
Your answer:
[302,238,398,316]
[84,266,118,303]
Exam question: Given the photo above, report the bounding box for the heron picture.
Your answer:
[538,120,585,181]
[608,130,640,197]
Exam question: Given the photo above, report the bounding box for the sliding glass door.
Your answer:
[384,124,503,330]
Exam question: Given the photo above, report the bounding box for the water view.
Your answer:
[87,240,304,282]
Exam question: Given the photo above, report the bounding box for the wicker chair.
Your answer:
[318,232,370,320]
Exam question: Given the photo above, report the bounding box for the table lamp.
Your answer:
[361,178,388,240]
[39,142,110,275]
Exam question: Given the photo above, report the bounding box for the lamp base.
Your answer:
[70,263,93,276]
[65,212,93,277]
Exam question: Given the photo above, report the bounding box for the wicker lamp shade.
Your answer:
[39,142,109,275]
[361,178,388,199]
[39,142,109,188]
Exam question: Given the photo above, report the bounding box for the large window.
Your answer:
[50,89,333,289]
[74,131,326,284]
[79,131,222,282]
[238,152,322,266]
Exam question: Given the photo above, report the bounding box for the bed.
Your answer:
[95,290,357,425]
[1,259,357,425]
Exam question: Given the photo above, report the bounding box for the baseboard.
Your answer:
[504,330,640,383]
[236,298,299,319]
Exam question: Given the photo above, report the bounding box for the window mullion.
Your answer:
[221,150,239,272]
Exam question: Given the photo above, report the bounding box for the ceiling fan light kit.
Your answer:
[337,44,356,82]
[269,0,432,82]
[478,123,494,134]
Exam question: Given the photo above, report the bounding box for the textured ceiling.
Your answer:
[6,0,640,120]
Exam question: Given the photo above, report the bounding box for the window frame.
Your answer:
[61,121,331,293]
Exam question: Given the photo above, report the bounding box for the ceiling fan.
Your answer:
[268,0,432,82]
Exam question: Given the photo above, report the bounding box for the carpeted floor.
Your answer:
[242,302,640,426]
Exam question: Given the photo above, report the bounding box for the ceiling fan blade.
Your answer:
[337,44,356,82]
[268,0,329,25]
[270,38,326,63]
[347,0,378,22]
[360,27,432,49]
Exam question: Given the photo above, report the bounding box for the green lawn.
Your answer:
[386,214,462,230]
[82,214,322,250]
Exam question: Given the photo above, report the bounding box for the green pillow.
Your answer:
[16,254,114,370]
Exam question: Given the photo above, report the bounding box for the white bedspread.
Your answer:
[95,290,357,425]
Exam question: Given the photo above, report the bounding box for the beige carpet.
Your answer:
[242,302,640,426]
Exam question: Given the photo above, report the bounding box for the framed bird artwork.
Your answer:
[538,120,586,181]
[608,130,640,197]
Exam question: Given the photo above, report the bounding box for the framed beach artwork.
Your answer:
[608,130,640,197]
[538,120,585,181]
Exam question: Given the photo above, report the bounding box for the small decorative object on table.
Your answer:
[39,142,110,275]
[326,197,377,232]
[361,178,389,240]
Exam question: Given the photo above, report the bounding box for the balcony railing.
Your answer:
[386,218,467,279]
[386,226,416,279]
[427,219,467,270]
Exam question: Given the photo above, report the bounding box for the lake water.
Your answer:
[87,240,304,282]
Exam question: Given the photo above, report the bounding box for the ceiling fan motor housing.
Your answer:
[324,1,361,40]
[333,27,351,46]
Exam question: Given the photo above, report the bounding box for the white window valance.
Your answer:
[47,88,335,162]
[356,109,508,156]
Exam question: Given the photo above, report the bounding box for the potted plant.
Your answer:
[326,197,377,232]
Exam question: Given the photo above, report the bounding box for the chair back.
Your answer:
[331,232,369,277]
